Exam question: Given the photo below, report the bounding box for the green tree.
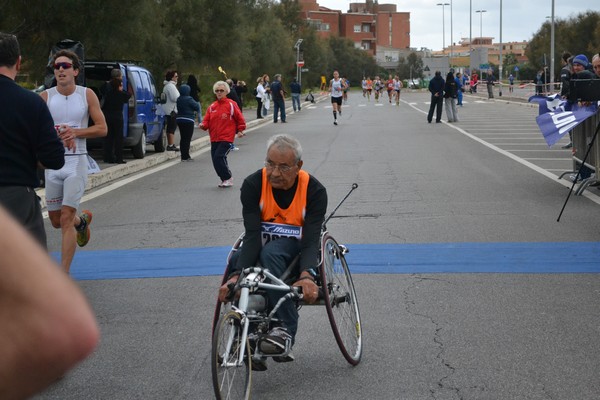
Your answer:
[526,11,600,81]
[397,52,423,81]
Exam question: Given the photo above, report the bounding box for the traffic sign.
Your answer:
[301,68,309,72]
[296,61,304,67]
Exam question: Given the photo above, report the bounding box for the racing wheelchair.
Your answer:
[211,184,362,400]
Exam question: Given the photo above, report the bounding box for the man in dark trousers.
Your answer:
[0,32,66,247]
[486,71,496,99]
[271,74,286,123]
[427,71,445,123]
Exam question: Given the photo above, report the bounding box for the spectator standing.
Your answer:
[255,76,265,119]
[186,74,200,102]
[471,72,478,93]
[176,84,201,162]
[199,81,246,188]
[290,77,301,112]
[572,54,594,79]
[233,78,247,111]
[427,71,445,123]
[592,53,600,78]
[462,72,469,92]
[261,74,271,117]
[508,73,515,93]
[102,74,131,164]
[41,50,107,273]
[226,78,242,110]
[535,70,544,95]
[559,52,573,148]
[455,72,464,106]
[0,206,99,399]
[99,68,121,104]
[271,74,286,123]
[444,71,459,122]
[225,80,244,152]
[163,70,180,151]
[486,71,496,99]
[0,32,65,247]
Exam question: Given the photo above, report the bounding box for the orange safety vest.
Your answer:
[259,168,309,244]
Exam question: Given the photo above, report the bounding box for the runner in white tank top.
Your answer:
[329,69,347,126]
[40,50,107,273]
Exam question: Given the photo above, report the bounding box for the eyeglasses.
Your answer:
[264,161,295,173]
[215,89,225,93]
[54,62,73,70]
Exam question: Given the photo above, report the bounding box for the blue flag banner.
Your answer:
[528,95,598,146]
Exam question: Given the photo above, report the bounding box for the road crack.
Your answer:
[403,275,463,400]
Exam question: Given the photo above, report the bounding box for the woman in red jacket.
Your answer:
[200,81,246,187]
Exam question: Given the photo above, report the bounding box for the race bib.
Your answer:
[261,222,302,245]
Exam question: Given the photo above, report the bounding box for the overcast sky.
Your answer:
[315,1,594,51]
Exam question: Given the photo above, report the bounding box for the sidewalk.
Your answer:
[37,96,325,208]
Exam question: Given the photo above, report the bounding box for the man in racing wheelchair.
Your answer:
[218,134,328,370]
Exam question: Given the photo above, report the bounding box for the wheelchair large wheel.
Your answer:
[213,234,245,334]
[212,311,251,400]
[320,234,363,365]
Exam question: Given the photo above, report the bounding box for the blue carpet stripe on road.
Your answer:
[61,242,600,280]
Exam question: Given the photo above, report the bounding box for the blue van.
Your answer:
[85,61,166,158]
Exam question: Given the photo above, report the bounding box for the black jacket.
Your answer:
[0,75,64,187]
[444,80,458,98]
[428,75,445,96]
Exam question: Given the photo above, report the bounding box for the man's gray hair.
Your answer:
[267,134,302,162]
[274,74,282,81]
[213,80,230,94]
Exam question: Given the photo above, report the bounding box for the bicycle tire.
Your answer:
[211,311,251,400]
[320,234,363,365]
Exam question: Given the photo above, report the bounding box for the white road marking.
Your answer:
[401,98,600,205]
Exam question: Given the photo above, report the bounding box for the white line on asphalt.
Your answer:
[525,158,572,161]
[402,99,600,205]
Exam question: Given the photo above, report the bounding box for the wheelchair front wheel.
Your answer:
[211,311,251,400]
[320,234,363,365]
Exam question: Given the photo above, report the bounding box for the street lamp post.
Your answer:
[469,0,472,73]
[476,9,487,41]
[450,0,453,69]
[550,0,555,93]
[294,39,303,85]
[499,0,503,96]
[437,2,449,58]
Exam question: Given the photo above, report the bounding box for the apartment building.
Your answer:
[299,0,410,63]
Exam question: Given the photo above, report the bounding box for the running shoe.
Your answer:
[259,327,291,355]
[219,178,233,188]
[333,119,338,126]
[76,210,92,247]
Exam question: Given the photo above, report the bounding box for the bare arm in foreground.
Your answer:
[0,207,100,400]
